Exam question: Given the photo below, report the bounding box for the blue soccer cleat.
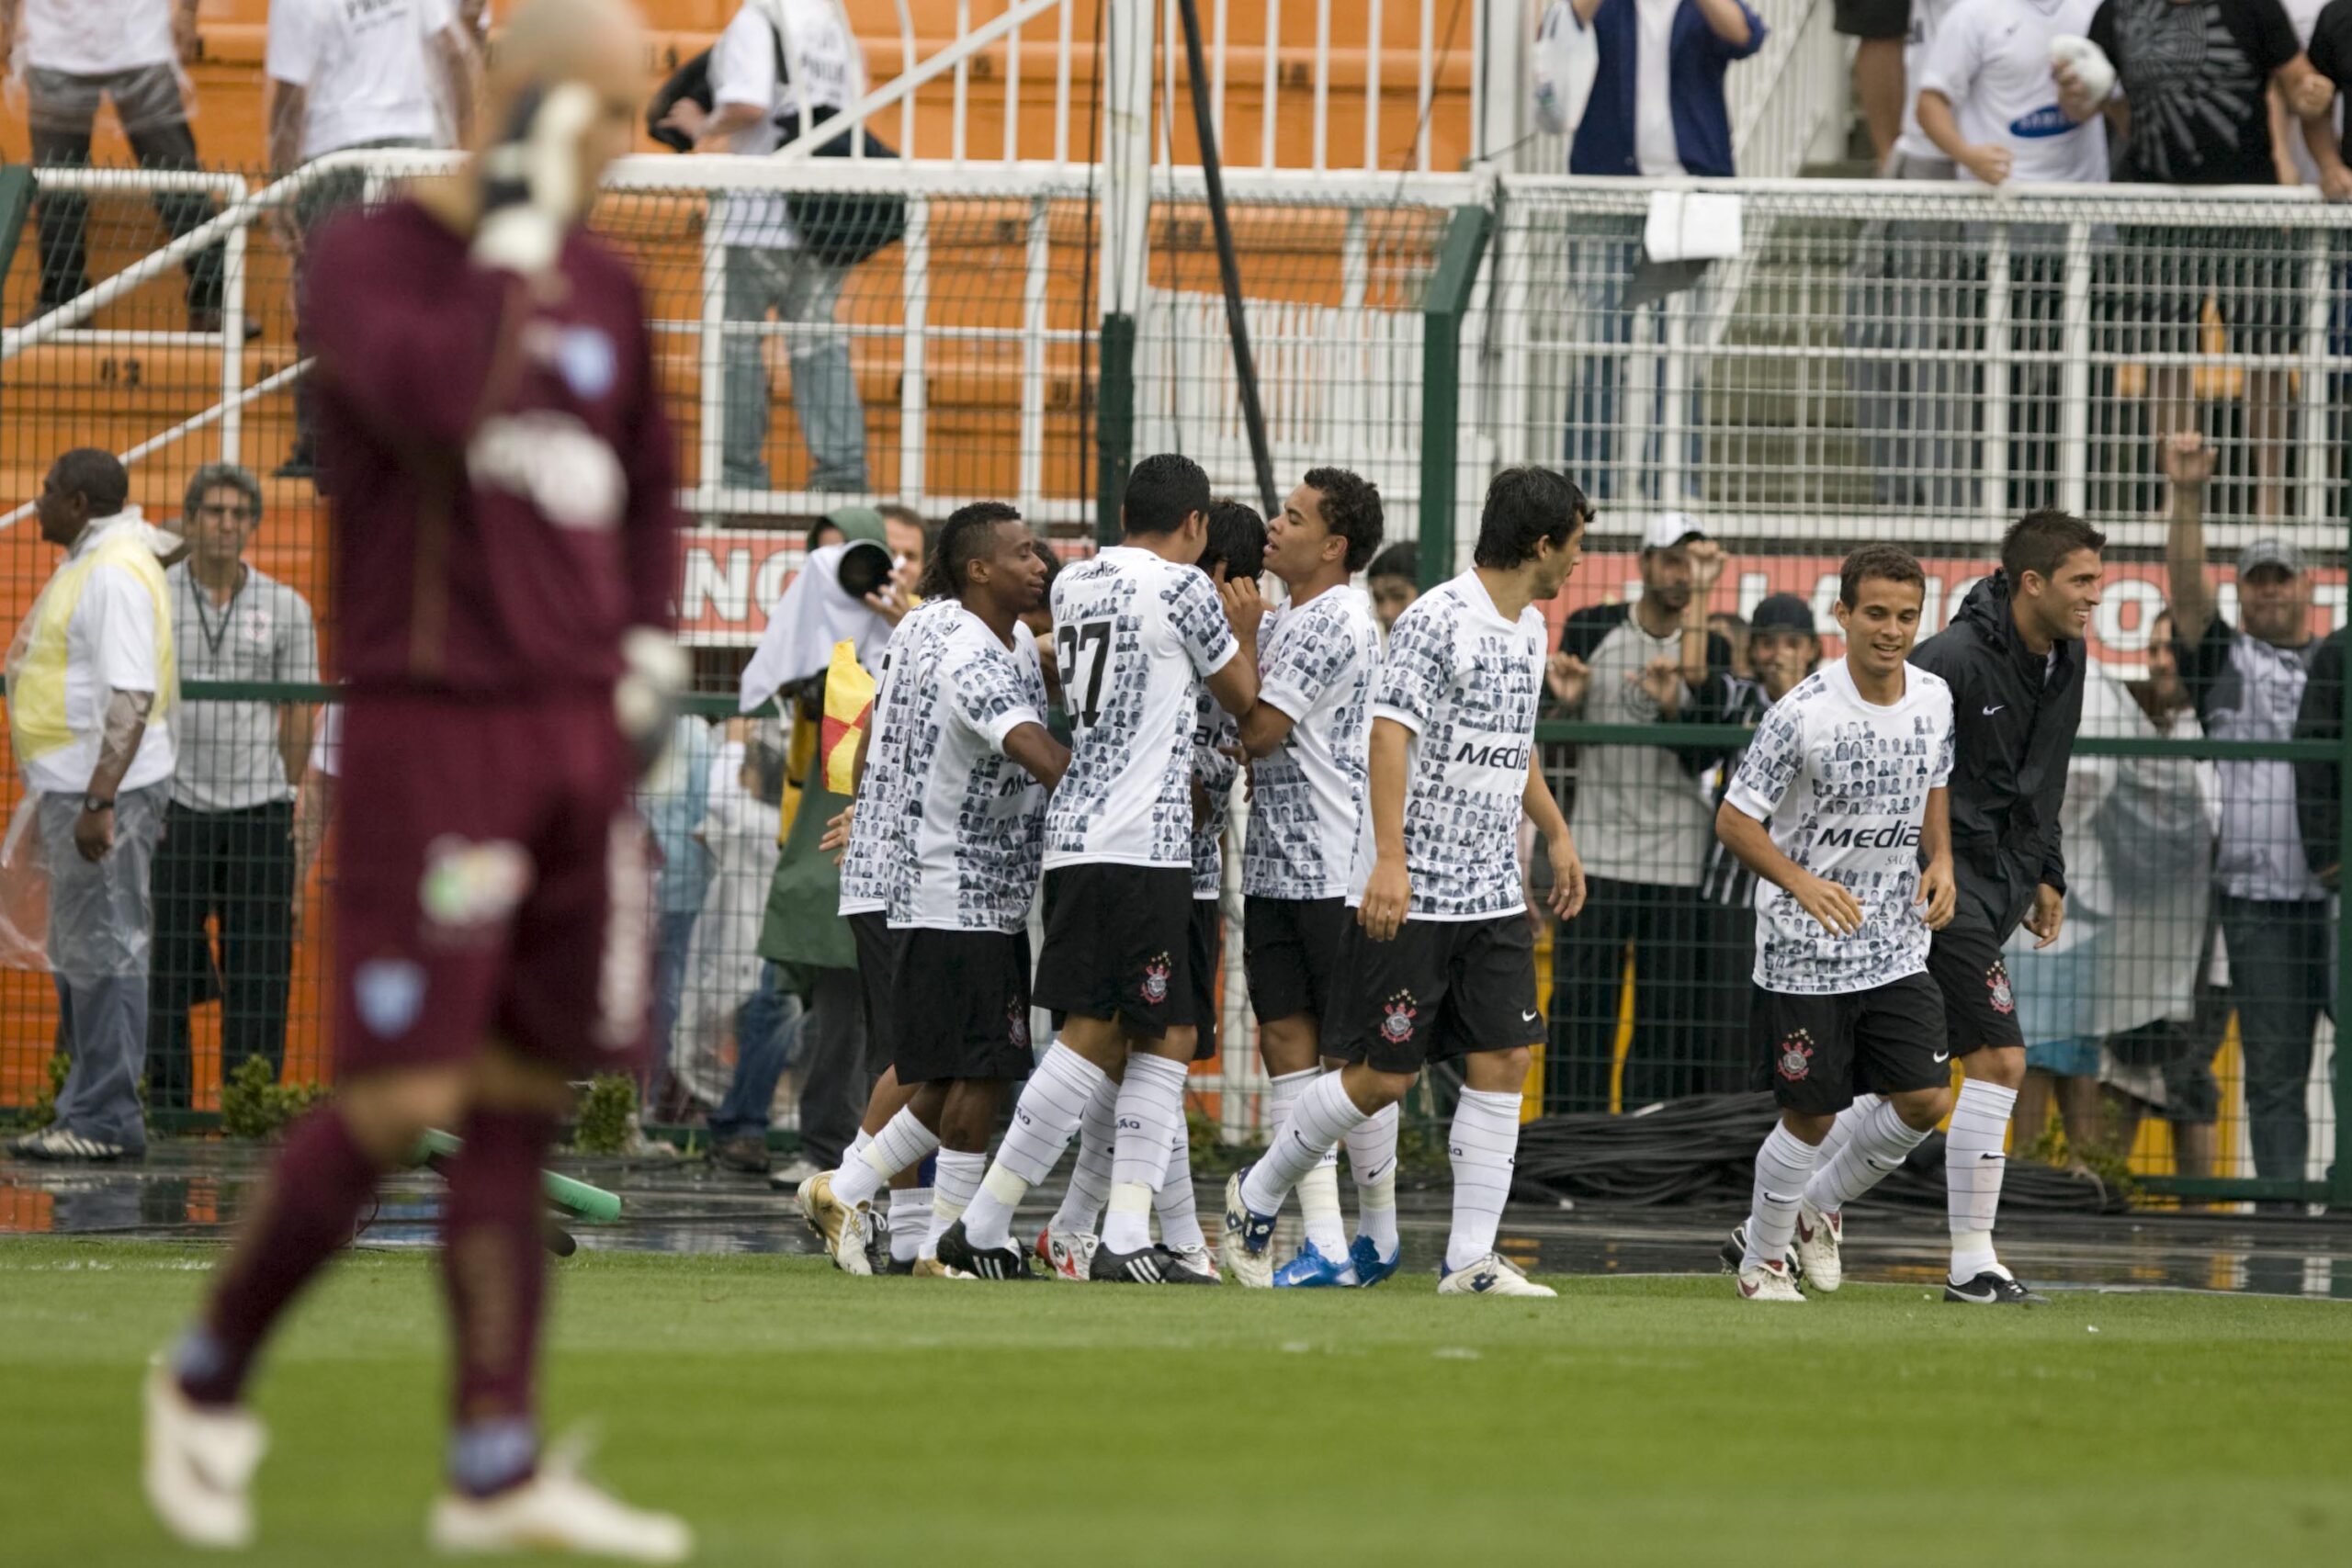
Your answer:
[1348,1234,1402,1288]
[1218,1168,1277,1288]
[1272,1237,1355,1288]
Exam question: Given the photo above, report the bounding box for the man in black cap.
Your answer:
[1695,592,1823,1081]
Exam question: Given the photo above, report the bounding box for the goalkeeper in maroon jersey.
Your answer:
[143,2,691,1558]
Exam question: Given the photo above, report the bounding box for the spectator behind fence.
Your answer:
[2293,610,2346,1010]
[1839,0,1911,165]
[4,0,231,331]
[2162,431,2329,1196]
[266,0,479,482]
[2303,1,2352,191]
[1544,513,1736,1111]
[6,450,177,1163]
[661,0,870,497]
[2004,608,2218,1169]
[1709,609,1751,680]
[1695,592,1819,1082]
[638,711,715,1120]
[2068,0,2336,520]
[1366,542,1419,636]
[1564,0,1765,501]
[144,465,320,1111]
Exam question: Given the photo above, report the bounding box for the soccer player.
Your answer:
[1801,512,2103,1304]
[939,452,1265,1284]
[805,504,1069,1277]
[1232,468,1393,1288]
[1713,547,1959,1303]
[142,2,691,1557]
[1035,498,1267,1282]
[1219,466,1590,1297]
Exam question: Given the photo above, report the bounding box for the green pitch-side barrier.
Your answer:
[414,1129,623,1223]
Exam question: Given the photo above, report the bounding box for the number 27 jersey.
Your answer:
[1043,545,1238,870]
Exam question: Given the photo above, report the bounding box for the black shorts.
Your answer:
[1926,882,2028,1056]
[1834,0,1907,39]
[1187,897,1222,1062]
[1322,911,1544,1072]
[1753,973,1950,1115]
[1032,863,1195,1037]
[1243,895,1351,1026]
[888,926,1034,1084]
[848,910,899,1062]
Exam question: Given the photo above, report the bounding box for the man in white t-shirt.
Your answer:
[4,0,228,331]
[1713,544,1959,1303]
[267,0,481,481]
[659,0,869,495]
[1913,0,2108,187]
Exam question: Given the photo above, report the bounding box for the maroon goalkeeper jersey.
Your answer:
[309,198,680,696]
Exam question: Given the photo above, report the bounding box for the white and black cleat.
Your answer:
[1719,1221,1796,1277]
[1944,1269,2049,1306]
[1090,1242,1218,1285]
[935,1219,1034,1281]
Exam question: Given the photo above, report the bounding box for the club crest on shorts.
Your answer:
[1986,961,2016,1016]
[1380,990,1419,1044]
[1775,1029,1816,1082]
[354,957,426,1040]
[419,836,534,942]
[1007,999,1030,1049]
[1140,953,1172,1005]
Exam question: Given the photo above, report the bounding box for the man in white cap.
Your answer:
[1544,512,1736,1112]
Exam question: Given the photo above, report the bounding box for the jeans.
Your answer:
[27,64,223,317]
[40,785,167,1155]
[708,966,802,1141]
[2216,894,2331,1187]
[1546,876,1710,1114]
[722,246,867,491]
[145,800,298,1110]
[1566,220,1704,503]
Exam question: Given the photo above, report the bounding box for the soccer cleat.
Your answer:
[1272,1237,1355,1289]
[1718,1221,1796,1277]
[1792,1201,1843,1292]
[1166,1242,1221,1282]
[1736,1258,1805,1303]
[910,1257,976,1280]
[831,1201,878,1277]
[796,1170,849,1249]
[1035,1224,1100,1283]
[1349,1234,1403,1289]
[1217,1168,1277,1289]
[1437,1253,1555,1298]
[142,1355,267,1550]
[427,1435,691,1562]
[1090,1242,1218,1285]
[935,1219,1033,1281]
[1944,1269,2049,1306]
[883,1255,917,1276]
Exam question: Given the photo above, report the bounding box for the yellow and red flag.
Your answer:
[820,638,876,795]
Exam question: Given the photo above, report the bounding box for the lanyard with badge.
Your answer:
[190,570,248,663]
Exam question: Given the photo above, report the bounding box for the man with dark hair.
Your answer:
[1714,544,1957,1303]
[1366,540,1419,634]
[1809,506,2103,1304]
[8,448,176,1166]
[939,452,1265,1284]
[147,463,320,1111]
[1221,465,1589,1298]
[1545,512,1737,1111]
[2165,432,2331,1196]
[799,502,1069,1278]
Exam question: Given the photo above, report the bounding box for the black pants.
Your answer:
[27,64,224,315]
[145,801,297,1110]
[1546,876,1710,1114]
[2214,894,2332,1189]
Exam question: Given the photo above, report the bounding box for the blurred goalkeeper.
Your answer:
[141,1,690,1560]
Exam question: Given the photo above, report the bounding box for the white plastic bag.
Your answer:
[1532,1,1600,138]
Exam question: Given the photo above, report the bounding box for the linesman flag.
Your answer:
[820,639,876,795]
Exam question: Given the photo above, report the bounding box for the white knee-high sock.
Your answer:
[1345,1100,1401,1252]
[1240,1070,1373,1214]
[926,1149,986,1260]
[1946,1079,2018,1280]
[1804,1096,1929,1213]
[960,1043,1105,1250]
[1742,1123,1822,1273]
[887,1187,930,1264]
[844,1128,873,1164]
[833,1106,939,1209]
[1154,1122,1204,1250]
[1050,1074,1118,1235]
[1444,1089,1524,1272]
[1809,1093,1881,1186]
[1104,1055,1189,1253]
[1263,1068,1339,1206]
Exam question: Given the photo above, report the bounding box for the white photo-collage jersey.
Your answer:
[1242,587,1381,902]
[1043,545,1238,869]
[1192,688,1240,899]
[838,599,958,916]
[887,607,1051,933]
[1724,661,1958,995]
[1351,571,1548,921]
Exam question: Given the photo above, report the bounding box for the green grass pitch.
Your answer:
[6,1236,2350,1567]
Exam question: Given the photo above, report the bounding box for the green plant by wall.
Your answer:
[219,1057,329,1140]
[15,1053,69,1132]
[572,1074,639,1156]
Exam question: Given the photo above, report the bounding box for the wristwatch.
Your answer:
[83,795,114,815]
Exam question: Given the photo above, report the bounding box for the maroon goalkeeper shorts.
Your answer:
[333,691,650,1080]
